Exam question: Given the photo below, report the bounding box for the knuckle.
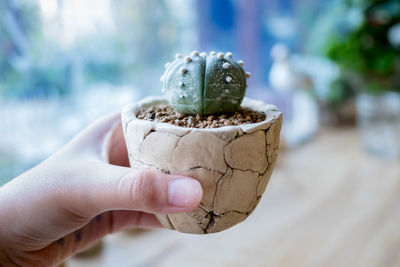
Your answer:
[134,169,156,209]
[118,168,158,211]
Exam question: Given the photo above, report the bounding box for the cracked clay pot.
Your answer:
[121,96,282,234]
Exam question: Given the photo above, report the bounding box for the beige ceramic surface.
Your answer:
[121,96,282,234]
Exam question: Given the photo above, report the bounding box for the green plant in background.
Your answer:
[161,51,250,115]
[327,77,355,107]
[326,0,400,95]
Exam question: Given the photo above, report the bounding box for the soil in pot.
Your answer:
[137,104,266,128]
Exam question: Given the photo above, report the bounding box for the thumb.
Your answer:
[66,160,203,216]
[58,112,202,216]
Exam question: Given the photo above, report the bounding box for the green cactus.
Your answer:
[161,51,250,115]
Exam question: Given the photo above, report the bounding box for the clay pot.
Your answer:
[122,96,282,234]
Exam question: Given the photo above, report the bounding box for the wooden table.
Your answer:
[67,128,400,267]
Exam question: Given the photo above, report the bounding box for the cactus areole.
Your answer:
[161,51,251,116]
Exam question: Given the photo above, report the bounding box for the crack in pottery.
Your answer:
[122,96,282,234]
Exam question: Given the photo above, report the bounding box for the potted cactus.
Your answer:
[161,51,249,115]
[122,51,282,234]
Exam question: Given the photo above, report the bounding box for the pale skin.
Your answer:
[0,113,203,266]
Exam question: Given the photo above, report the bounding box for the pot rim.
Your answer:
[122,96,281,133]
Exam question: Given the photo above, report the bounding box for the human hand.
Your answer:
[0,113,202,266]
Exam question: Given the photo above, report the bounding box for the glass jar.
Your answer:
[356,92,400,158]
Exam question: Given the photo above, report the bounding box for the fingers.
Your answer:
[66,162,203,217]
[15,211,162,267]
[63,211,162,253]
[79,112,122,147]
[107,123,130,167]
[63,112,122,157]
[60,112,203,216]
[66,112,130,167]
[104,210,163,231]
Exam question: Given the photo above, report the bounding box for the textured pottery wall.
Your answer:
[122,96,282,234]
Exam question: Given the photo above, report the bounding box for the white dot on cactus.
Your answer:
[226,76,232,83]
[246,72,251,78]
[175,53,183,59]
[200,52,207,57]
[226,52,233,58]
[165,62,170,68]
[217,52,224,59]
[160,76,164,82]
[178,81,184,87]
[231,100,238,104]
[185,56,192,63]
[210,51,217,56]
[238,60,244,66]
[179,94,184,99]
[224,89,230,94]
[191,50,199,57]
[223,62,231,69]
[180,67,187,74]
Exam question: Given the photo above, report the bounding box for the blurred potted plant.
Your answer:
[319,76,357,126]
[325,0,400,157]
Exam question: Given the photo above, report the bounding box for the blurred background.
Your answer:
[1,0,399,183]
[1,0,400,266]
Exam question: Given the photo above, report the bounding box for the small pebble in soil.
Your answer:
[136,104,266,128]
